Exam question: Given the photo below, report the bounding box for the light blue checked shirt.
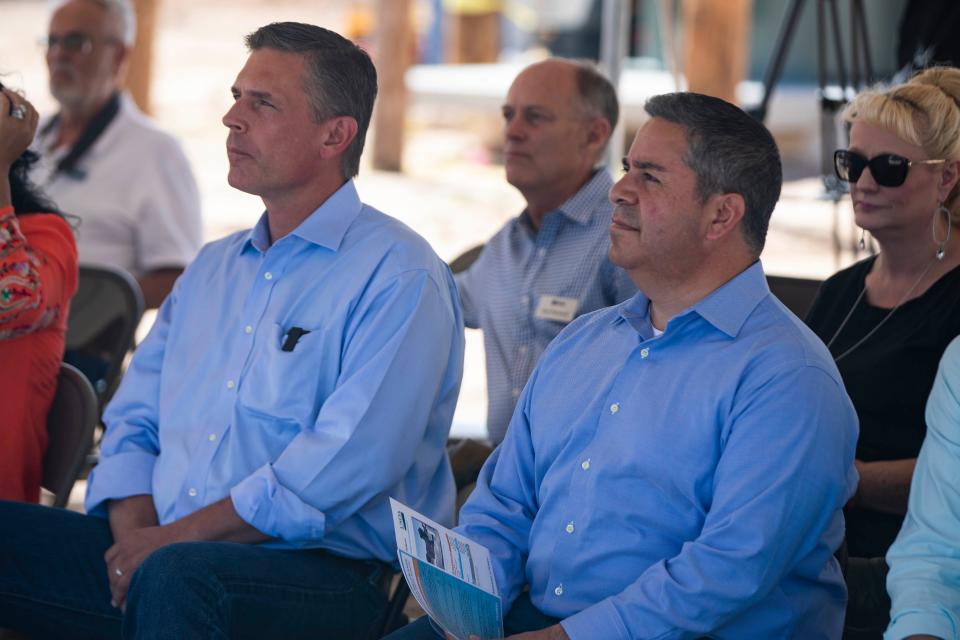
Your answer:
[886,335,960,640]
[455,169,635,444]
[85,181,464,562]
[456,261,859,639]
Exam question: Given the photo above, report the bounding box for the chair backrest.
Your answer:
[449,244,484,274]
[64,264,145,408]
[42,363,99,508]
[766,274,823,320]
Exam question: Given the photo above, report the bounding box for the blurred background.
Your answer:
[0,0,937,436]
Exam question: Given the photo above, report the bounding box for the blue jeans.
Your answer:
[383,590,560,639]
[0,500,388,639]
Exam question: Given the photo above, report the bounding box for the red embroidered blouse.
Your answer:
[0,204,78,502]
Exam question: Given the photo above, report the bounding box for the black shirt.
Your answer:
[805,256,960,557]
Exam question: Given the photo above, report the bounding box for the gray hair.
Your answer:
[52,0,137,47]
[572,61,619,131]
[245,22,378,179]
[644,92,782,255]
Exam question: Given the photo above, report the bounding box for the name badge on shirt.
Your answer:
[534,295,579,323]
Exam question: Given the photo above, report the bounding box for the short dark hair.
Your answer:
[573,62,619,131]
[644,92,782,254]
[245,22,378,178]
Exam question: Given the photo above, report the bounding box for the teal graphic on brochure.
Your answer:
[390,498,504,640]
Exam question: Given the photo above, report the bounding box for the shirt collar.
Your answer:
[240,180,363,255]
[616,261,770,339]
[520,168,612,229]
[556,168,613,225]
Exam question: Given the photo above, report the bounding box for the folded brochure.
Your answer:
[390,498,504,640]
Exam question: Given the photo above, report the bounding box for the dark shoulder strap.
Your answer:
[42,92,122,180]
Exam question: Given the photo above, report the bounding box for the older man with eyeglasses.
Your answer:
[31,0,202,309]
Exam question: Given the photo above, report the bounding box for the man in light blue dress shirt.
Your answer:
[0,23,463,640]
[387,93,858,639]
[455,59,635,447]
[885,336,960,640]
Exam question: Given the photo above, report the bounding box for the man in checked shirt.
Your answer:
[455,59,635,455]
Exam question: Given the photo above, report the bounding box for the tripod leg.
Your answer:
[751,0,806,122]
[853,0,874,84]
[851,0,861,89]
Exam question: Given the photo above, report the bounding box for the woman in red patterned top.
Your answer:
[0,86,78,502]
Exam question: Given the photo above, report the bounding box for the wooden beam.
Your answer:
[372,0,414,172]
[125,0,158,114]
[682,0,752,104]
[445,1,500,64]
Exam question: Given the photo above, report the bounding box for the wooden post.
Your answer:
[682,0,752,103]
[444,0,500,64]
[372,0,414,172]
[124,0,158,115]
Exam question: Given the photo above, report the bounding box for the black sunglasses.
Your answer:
[834,149,945,188]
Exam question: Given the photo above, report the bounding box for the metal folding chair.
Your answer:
[64,263,145,410]
[42,363,98,508]
[449,244,484,274]
[766,274,823,319]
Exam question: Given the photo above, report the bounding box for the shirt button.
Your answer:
[554,584,563,596]
[610,402,620,414]
[188,487,198,497]
[264,272,273,281]
[226,380,236,389]
[521,295,530,306]
[565,522,575,534]
[244,325,253,334]
[581,459,591,470]
[511,387,521,398]
[640,348,650,358]
[518,345,528,355]
[208,433,217,442]
[537,248,547,258]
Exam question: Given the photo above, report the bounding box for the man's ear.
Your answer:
[584,117,612,155]
[113,43,130,76]
[703,192,746,242]
[318,116,358,160]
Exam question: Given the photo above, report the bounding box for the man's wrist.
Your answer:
[162,512,200,543]
[107,494,158,539]
[548,623,570,639]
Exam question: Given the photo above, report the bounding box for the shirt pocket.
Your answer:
[238,322,323,423]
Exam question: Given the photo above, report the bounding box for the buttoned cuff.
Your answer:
[84,450,157,518]
[560,598,629,640]
[885,609,958,640]
[230,463,327,545]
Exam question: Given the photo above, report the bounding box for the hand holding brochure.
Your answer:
[390,498,504,640]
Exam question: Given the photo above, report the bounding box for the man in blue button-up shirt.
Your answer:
[456,59,635,447]
[0,22,463,640]
[388,94,858,639]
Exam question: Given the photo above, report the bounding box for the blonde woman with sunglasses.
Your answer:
[805,66,960,638]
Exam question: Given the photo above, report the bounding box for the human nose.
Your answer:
[853,162,879,191]
[45,37,70,61]
[504,115,525,141]
[609,173,635,205]
[222,101,245,132]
